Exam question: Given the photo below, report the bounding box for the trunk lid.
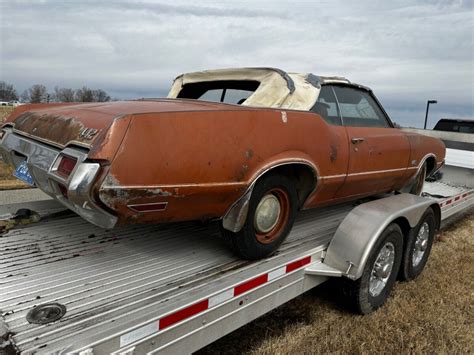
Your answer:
[3,99,249,150]
[5,103,124,149]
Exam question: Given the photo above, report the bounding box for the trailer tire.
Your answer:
[221,174,297,260]
[343,223,403,314]
[399,207,436,281]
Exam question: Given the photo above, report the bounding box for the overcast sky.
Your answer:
[1,0,472,127]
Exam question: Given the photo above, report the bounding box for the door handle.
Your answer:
[351,137,365,144]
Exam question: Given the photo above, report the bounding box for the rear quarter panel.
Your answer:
[404,132,446,179]
[99,109,349,224]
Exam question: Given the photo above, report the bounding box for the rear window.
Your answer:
[177,80,260,105]
[433,120,474,133]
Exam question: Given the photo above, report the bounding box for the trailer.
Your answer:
[0,178,472,355]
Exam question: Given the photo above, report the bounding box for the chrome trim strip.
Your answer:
[345,167,408,177]
[321,174,346,180]
[323,167,416,180]
[102,182,247,190]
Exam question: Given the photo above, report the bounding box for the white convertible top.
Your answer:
[167,67,353,111]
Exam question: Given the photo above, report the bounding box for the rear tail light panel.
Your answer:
[49,147,88,184]
[57,155,78,178]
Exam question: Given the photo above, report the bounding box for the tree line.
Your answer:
[0,81,111,103]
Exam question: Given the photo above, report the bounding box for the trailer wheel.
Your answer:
[399,207,436,281]
[221,174,297,260]
[343,223,403,314]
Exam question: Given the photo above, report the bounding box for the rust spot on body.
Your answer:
[13,112,102,148]
[330,144,338,162]
[236,164,249,181]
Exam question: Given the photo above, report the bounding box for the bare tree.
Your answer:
[54,87,75,102]
[28,84,48,103]
[17,84,111,103]
[0,81,18,101]
[92,89,111,102]
[75,86,94,102]
[20,90,29,103]
[75,87,111,102]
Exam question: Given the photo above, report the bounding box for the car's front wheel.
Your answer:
[221,174,298,260]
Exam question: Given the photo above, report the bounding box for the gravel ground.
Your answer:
[0,188,51,204]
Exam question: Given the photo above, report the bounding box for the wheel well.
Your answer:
[392,216,411,243]
[392,204,441,244]
[429,203,441,230]
[257,163,316,208]
[425,156,436,176]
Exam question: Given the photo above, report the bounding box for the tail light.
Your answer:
[57,155,77,178]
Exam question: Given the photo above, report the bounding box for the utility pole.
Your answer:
[424,100,437,129]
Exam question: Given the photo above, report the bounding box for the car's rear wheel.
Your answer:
[221,174,297,260]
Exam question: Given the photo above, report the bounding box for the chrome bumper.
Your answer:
[0,128,117,229]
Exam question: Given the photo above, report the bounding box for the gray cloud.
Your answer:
[0,0,472,127]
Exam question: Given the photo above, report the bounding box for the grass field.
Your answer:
[199,212,474,354]
[0,106,14,122]
[0,106,30,189]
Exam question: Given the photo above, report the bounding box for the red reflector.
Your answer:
[286,256,312,273]
[57,155,77,178]
[58,183,68,198]
[159,299,209,330]
[234,274,268,296]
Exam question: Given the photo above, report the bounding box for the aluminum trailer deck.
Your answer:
[0,182,472,354]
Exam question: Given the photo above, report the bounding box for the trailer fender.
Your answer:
[322,193,440,280]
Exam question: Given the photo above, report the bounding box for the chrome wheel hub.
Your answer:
[412,222,429,267]
[254,194,281,233]
[369,242,395,297]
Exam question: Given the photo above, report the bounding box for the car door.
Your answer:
[332,85,410,199]
[305,85,350,206]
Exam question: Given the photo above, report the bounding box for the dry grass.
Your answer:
[199,213,474,354]
[0,105,14,122]
[0,106,31,189]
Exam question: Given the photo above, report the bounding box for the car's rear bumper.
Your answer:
[0,128,117,229]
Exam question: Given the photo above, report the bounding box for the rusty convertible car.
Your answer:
[0,68,445,259]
